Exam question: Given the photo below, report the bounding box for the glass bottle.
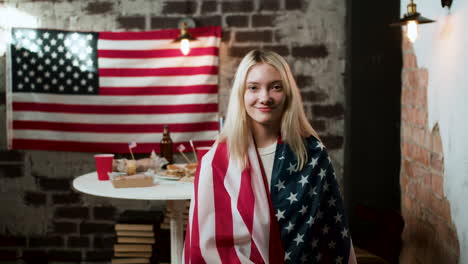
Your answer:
[160,125,173,164]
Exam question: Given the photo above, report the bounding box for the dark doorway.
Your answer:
[345,0,403,262]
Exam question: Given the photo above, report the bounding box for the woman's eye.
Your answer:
[247,86,257,91]
[273,84,282,90]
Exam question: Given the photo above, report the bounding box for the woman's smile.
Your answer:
[256,106,273,112]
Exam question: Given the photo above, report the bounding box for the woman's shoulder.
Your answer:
[304,134,328,155]
[304,134,321,146]
[280,134,322,150]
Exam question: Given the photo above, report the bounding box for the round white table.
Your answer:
[73,172,193,264]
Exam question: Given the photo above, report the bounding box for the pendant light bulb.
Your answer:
[180,38,190,55]
[407,20,418,43]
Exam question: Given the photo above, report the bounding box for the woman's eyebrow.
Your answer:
[246,80,282,84]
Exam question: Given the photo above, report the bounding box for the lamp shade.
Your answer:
[390,12,435,27]
[441,0,453,8]
[173,18,197,42]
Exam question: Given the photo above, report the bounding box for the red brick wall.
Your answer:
[400,38,459,263]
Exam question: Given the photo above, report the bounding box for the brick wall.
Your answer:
[400,37,459,263]
[0,0,346,263]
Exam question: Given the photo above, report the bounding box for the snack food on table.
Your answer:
[113,159,126,172]
[112,150,169,175]
[126,160,137,175]
[177,163,198,183]
[166,164,185,177]
[184,163,198,177]
[112,173,154,188]
[179,175,195,183]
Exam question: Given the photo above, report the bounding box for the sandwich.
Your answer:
[184,163,198,177]
[166,164,185,177]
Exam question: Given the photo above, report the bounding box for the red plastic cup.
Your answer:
[196,147,211,162]
[94,154,114,181]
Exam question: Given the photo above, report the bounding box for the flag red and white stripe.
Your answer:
[7,26,221,153]
[184,137,284,263]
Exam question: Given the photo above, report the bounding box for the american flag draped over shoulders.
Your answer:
[184,135,351,263]
[272,136,351,263]
[6,26,221,153]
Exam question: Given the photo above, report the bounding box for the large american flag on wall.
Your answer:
[6,26,221,153]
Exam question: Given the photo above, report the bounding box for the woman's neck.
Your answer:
[251,122,280,148]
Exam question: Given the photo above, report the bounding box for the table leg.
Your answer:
[168,200,186,264]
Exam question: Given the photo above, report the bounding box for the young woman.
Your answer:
[184,49,356,264]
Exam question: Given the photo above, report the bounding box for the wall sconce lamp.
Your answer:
[390,0,435,43]
[174,18,196,56]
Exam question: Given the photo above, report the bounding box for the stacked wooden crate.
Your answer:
[112,224,155,264]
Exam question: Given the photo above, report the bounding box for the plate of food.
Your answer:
[155,164,185,180]
[155,174,181,181]
[155,163,198,181]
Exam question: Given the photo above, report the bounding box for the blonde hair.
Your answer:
[220,49,319,170]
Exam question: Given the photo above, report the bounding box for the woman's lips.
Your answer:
[257,107,273,112]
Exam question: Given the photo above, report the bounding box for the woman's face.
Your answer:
[244,63,286,129]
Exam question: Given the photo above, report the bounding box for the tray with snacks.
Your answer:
[156,163,197,183]
[110,171,155,188]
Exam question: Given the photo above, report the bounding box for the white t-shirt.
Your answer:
[257,141,277,189]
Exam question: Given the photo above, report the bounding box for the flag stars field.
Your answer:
[319,168,327,180]
[311,238,319,248]
[308,186,318,197]
[323,181,330,191]
[341,228,349,238]
[275,180,286,191]
[309,157,318,167]
[276,209,285,221]
[334,212,343,223]
[322,224,330,235]
[285,222,295,233]
[286,192,298,204]
[316,209,323,219]
[298,175,308,187]
[299,205,308,215]
[316,253,322,262]
[287,162,297,174]
[336,256,344,264]
[316,141,325,150]
[293,233,304,245]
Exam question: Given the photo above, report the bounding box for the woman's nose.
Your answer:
[258,88,272,104]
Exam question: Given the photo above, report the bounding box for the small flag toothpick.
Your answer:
[177,144,193,164]
[189,139,198,163]
[177,144,186,152]
[128,142,137,160]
